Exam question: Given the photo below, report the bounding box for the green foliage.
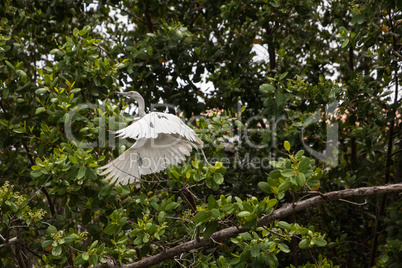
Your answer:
[258,145,323,198]
[0,181,46,225]
[0,0,401,267]
[376,202,402,268]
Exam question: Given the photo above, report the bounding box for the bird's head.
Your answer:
[113,91,146,117]
[113,91,143,101]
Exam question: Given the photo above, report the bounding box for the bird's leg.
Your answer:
[200,148,212,167]
[179,186,197,213]
[179,186,200,242]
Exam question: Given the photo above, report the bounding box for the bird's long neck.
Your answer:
[135,95,146,117]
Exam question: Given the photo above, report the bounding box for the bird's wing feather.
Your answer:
[99,134,195,185]
[114,113,203,147]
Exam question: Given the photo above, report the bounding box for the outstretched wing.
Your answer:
[114,112,203,146]
[98,134,196,185]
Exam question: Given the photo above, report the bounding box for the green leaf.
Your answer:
[96,243,105,254]
[47,225,57,234]
[338,26,348,34]
[194,211,210,225]
[278,243,290,253]
[314,238,327,247]
[298,158,310,172]
[91,254,99,266]
[89,240,98,250]
[295,150,304,158]
[251,244,260,257]
[210,208,220,219]
[77,166,86,180]
[278,221,291,231]
[5,60,15,70]
[78,29,87,36]
[299,239,309,249]
[99,184,112,198]
[143,233,150,243]
[214,162,223,169]
[126,46,136,52]
[6,201,18,213]
[73,28,79,37]
[194,46,201,56]
[58,187,67,195]
[258,181,270,193]
[203,220,218,239]
[277,180,292,192]
[208,195,217,209]
[296,173,306,187]
[49,48,60,54]
[266,199,277,208]
[279,72,288,80]
[16,69,27,78]
[269,169,281,179]
[237,211,251,217]
[280,169,295,177]
[70,88,81,94]
[51,245,62,256]
[63,237,74,244]
[30,169,43,178]
[234,120,244,129]
[341,39,349,49]
[260,84,275,93]
[165,202,178,212]
[71,185,81,192]
[307,179,320,188]
[221,204,234,212]
[284,141,291,151]
[35,88,48,95]
[147,46,153,56]
[69,155,77,164]
[351,13,365,25]
[213,173,224,185]
[82,252,90,261]
[103,223,117,234]
[74,254,85,265]
[116,63,126,69]
[41,240,53,248]
[86,168,97,181]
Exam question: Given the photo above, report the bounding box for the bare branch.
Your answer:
[0,237,18,248]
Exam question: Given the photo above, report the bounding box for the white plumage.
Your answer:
[99,91,203,186]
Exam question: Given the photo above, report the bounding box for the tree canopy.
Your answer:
[1,0,401,267]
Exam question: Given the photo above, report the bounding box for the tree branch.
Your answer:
[143,2,154,33]
[96,183,402,268]
[0,237,18,248]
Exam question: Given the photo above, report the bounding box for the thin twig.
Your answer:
[262,226,296,238]
[147,213,193,224]
[392,48,402,60]
[339,198,367,206]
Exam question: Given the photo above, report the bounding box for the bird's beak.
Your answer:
[113,92,129,97]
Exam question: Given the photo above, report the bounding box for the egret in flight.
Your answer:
[99,91,203,186]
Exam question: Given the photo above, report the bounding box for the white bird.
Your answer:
[99,91,203,186]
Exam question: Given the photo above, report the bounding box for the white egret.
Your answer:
[99,91,203,186]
